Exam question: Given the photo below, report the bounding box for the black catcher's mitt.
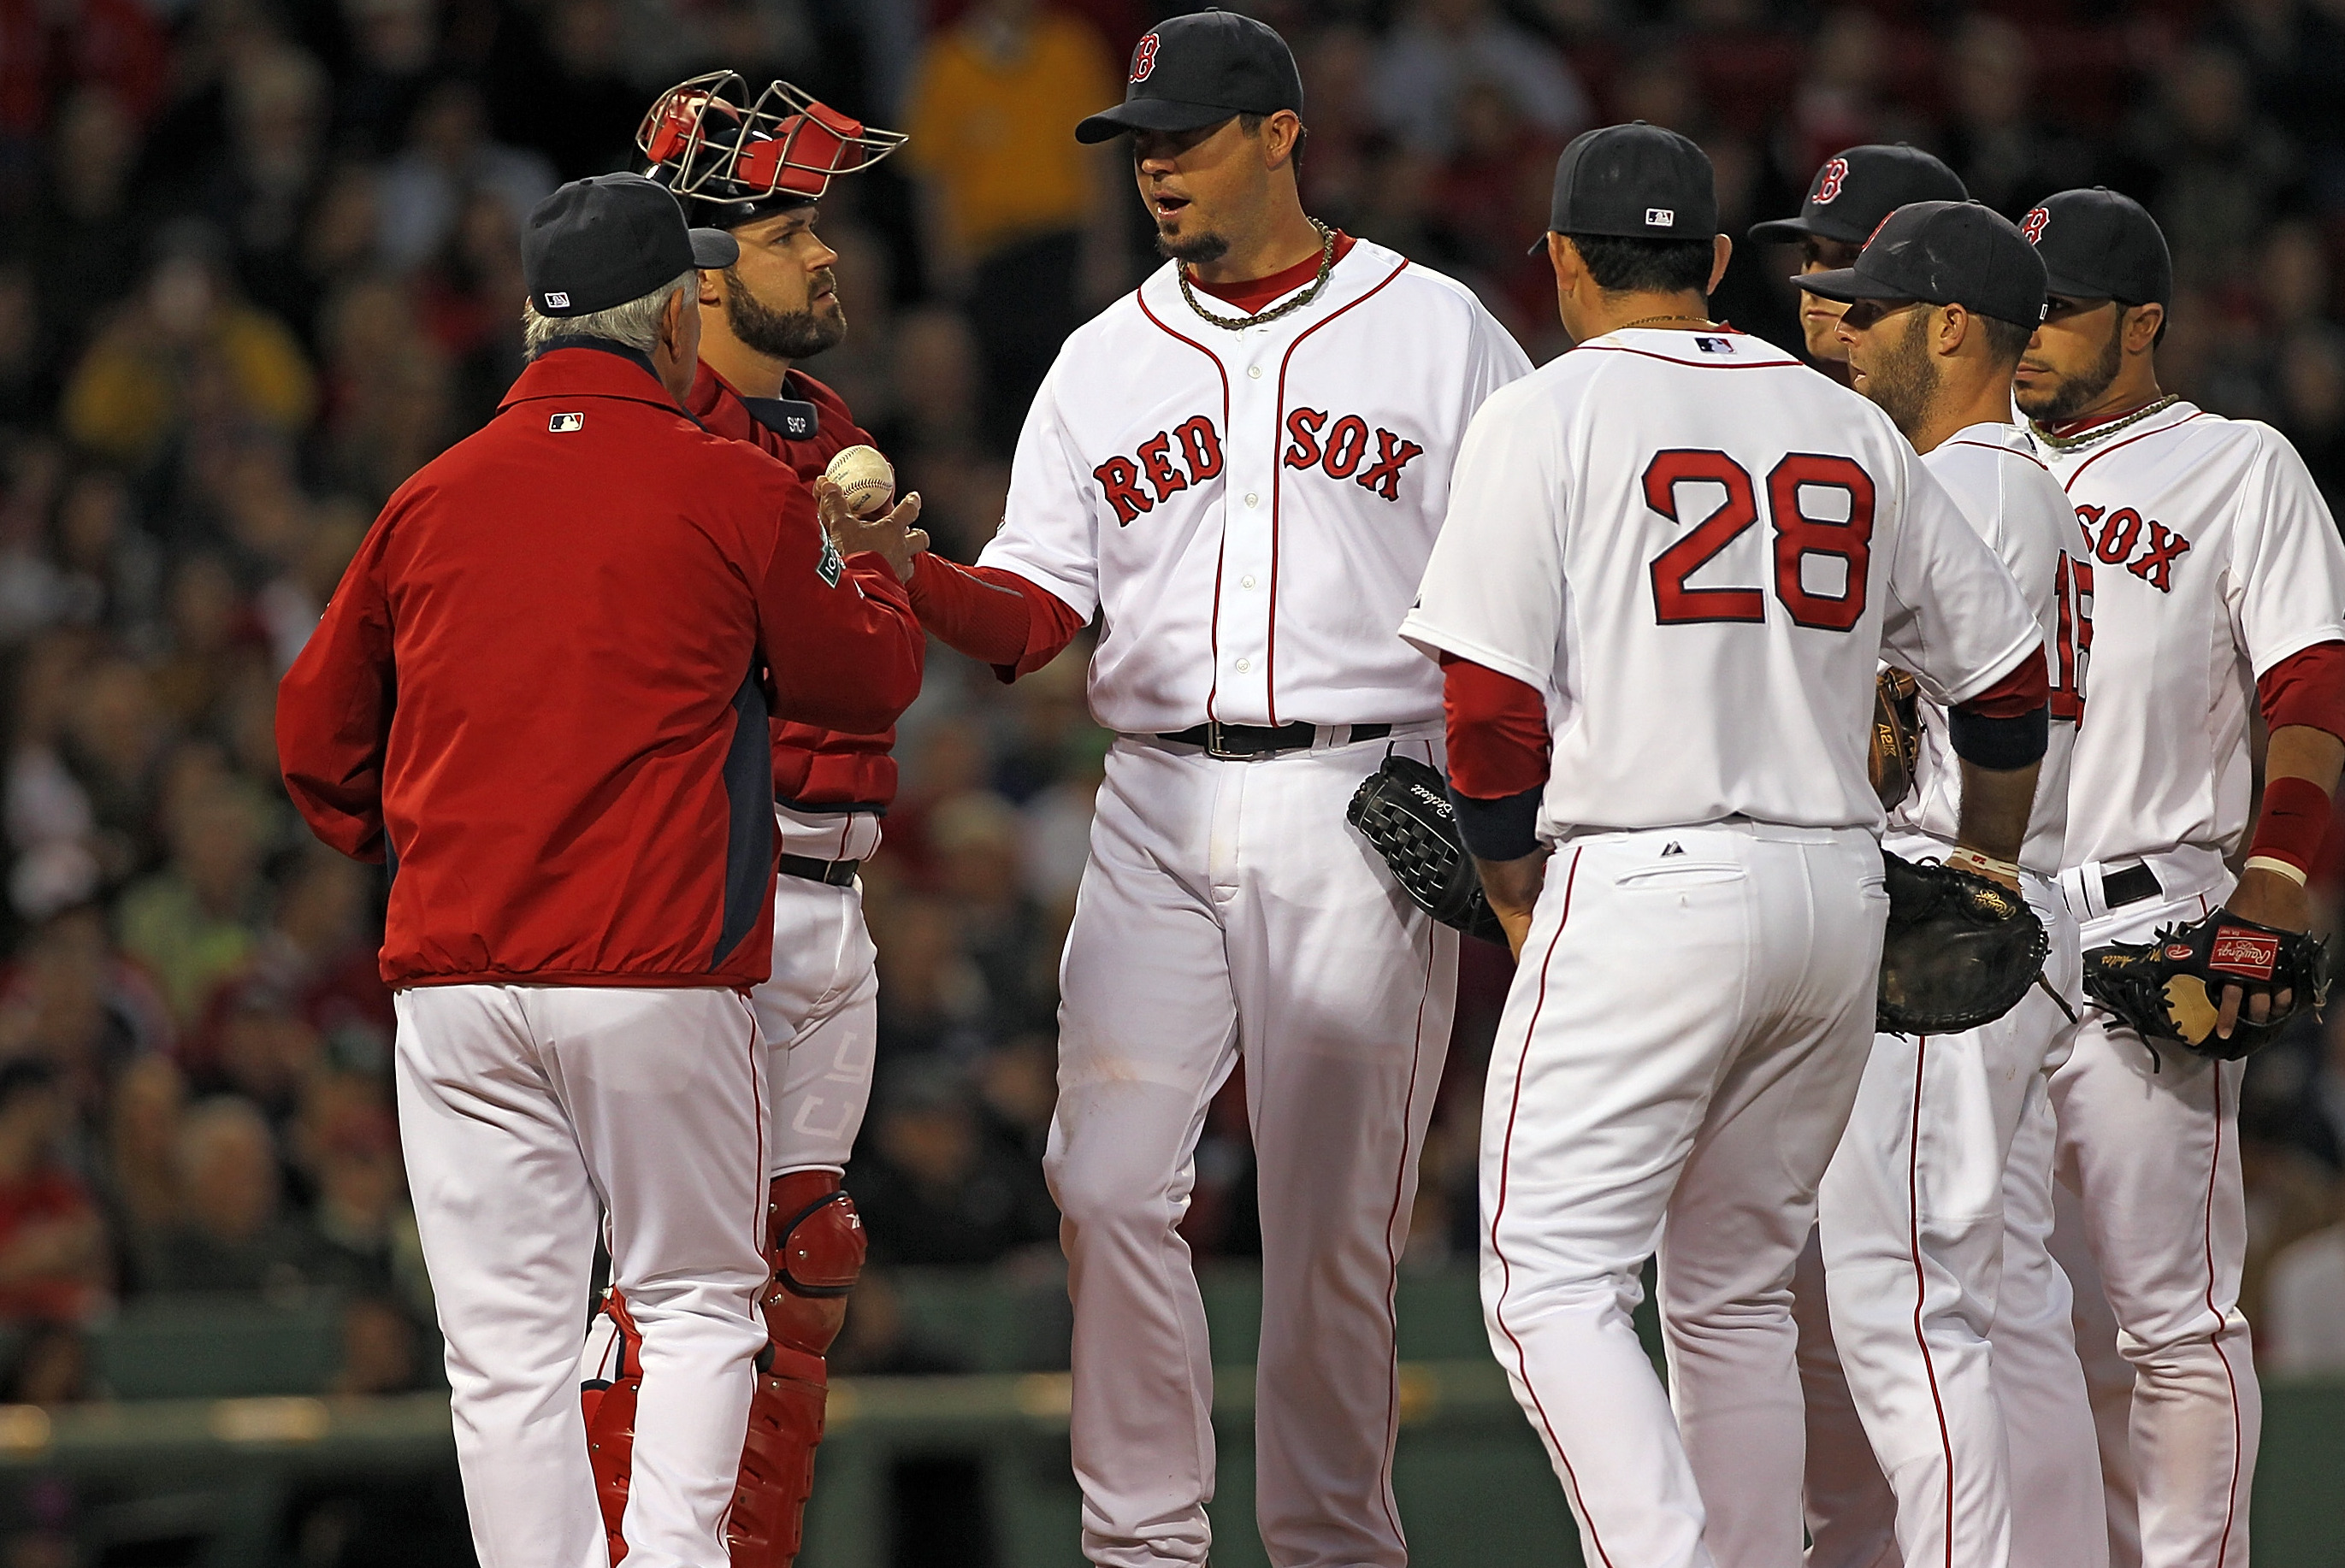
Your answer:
[1347,755,1507,945]
[2082,910,2332,1062]
[1870,669,1923,811]
[1879,850,2050,1034]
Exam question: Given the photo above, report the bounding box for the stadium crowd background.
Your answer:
[2,0,2345,1519]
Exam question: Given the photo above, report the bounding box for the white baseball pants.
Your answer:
[2050,852,2256,1568]
[1047,732,1456,1568]
[759,805,882,1176]
[394,984,770,1568]
[1481,822,1884,1568]
[1812,868,2103,1568]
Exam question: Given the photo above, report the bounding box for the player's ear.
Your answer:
[1262,110,1303,172]
[1938,303,1968,359]
[697,268,724,309]
[1707,234,1732,297]
[2123,302,2165,357]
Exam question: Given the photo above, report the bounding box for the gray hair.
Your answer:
[522,268,696,361]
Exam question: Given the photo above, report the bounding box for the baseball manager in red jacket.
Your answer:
[275,173,924,1568]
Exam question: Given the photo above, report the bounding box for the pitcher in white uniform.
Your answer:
[1803,199,2106,1568]
[2011,187,2345,1568]
[906,13,1527,1566]
[1405,126,2053,1568]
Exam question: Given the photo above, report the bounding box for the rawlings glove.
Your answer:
[1346,755,1507,945]
[1870,669,1922,811]
[2082,909,2331,1062]
[1878,850,2050,1034]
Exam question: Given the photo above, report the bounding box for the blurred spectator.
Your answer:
[373,81,556,274]
[95,1052,183,1290]
[0,1062,107,1323]
[330,1293,425,1394]
[0,906,172,1106]
[0,1322,97,1406]
[115,778,271,1024]
[2146,46,2300,291]
[850,1062,1057,1266]
[143,1094,324,1295]
[902,0,1122,449]
[2263,1200,2345,1374]
[1937,17,2094,216]
[1370,0,1588,160]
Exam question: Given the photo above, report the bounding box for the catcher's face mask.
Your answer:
[638,73,906,221]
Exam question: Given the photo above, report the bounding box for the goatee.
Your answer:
[1866,311,1941,444]
[724,267,848,361]
[1156,227,1230,266]
[2016,319,2123,423]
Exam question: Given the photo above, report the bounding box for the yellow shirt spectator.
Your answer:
[905,7,1121,262]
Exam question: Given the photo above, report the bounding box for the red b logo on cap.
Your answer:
[1816,157,1849,203]
[2021,207,2050,244]
[1131,32,1161,82]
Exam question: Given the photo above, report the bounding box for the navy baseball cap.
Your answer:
[1799,200,2048,328]
[523,174,738,319]
[1076,9,1302,144]
[1750,144,1967,247]
[1532,122,1717,254]
[2021,187,2171,307]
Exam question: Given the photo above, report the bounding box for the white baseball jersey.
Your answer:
[2022,400,2345,868]
[979,239,1530,732]
[1403,329,2042,839]
[1890,423,2088,875]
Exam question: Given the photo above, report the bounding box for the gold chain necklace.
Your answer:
[2030,393,2182,451]
[1178,220,1338,332]
[1610,314,1716,333]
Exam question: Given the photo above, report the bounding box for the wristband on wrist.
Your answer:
[1945,846,2023,882]
[2244,855,2311,887]
[2247,774,2332,879]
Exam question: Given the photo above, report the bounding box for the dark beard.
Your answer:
[1866,311,1941,442]
[2016,317,2123,423]
[1155,227,1230,265]
[723,267,847,360]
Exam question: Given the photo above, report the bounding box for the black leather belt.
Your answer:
[1155,721,1391,759]
[2102,864,2161,910]
[778,854,859,887]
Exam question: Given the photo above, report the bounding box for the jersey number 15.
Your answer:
[1644,450,1875,632]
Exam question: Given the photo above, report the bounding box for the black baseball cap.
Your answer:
[1799,201,2048,328]
[1532,121,1717,255]
[2021,187,2171,307]
[1750,144,1967,247]
[1075,9,1302,144]
[523,174,739,319]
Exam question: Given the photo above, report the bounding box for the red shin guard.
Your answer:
[581,1288,643,1564]
[726,1171,865,1568]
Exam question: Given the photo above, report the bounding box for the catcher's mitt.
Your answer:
[1879,850,2049,1034]
[1346,755,1506,945]
[2082,909,2331,1062]
[1870,669,1923,811]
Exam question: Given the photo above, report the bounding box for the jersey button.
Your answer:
[1247,365,1263,380]
[1236,658,1251,672]
[1243,492,1259,507]
[1242,575,1257,588]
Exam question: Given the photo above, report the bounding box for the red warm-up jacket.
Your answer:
[277,342,924,990]
[688,362,897,811]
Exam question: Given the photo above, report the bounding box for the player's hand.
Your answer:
[816,478,927,583]
[1474,849,1551,962]
[2210,865,2308,1040]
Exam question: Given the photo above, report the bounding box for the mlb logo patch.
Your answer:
[1645,208,1674,227]
[2209,928,2280,979]
[1695,336,1734,354]
[543,292,570,309]
[549,412,585,433]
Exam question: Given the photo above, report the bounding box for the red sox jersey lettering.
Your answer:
[2071,503,2192,591]
[1280,410,1426,499]
[1094,416,1225,524]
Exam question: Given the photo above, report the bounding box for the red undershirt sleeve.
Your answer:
[1440,654,1551,799]
[1951,645,2048,719]
[907,557,1087,681]
[2255,640,2345,740]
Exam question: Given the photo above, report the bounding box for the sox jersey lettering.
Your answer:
[2022,400,2345,867]
[979,237,1530,733]
[1403,330,2042,840]
[1891,424,2088,875]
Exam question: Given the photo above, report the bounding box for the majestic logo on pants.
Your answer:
[1281,410,1426,500]
[2072,504,2192,592]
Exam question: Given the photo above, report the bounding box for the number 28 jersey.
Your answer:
[1402,329,2041,840]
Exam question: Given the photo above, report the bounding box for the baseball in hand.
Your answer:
[824,445,895,517]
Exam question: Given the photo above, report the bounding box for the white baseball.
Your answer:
[824,445,895,517]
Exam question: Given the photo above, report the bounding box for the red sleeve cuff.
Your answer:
[2256,641,2345,740]
[1440,654,1550,799]
[907,557,1084,681]
[1954,646,2048,720]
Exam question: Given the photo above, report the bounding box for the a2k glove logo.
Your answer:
[2073,503,2192,592]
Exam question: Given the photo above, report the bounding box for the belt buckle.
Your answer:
[1204,720,1242,760]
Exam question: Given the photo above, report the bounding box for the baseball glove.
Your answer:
[2082,909,2331,1062]
[1878,850,2049,1034]
[1870,669,1923,811]
[1347,755,1507,945]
